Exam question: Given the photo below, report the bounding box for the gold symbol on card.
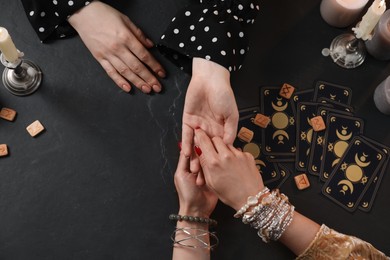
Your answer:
[337,152,371,195]
[271,98,290,144]
[328,125,352,167]
[243,143,266,174]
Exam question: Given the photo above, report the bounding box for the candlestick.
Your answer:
[352,0,386,41]
[323,33,366,68]
[1,53,43,96]
[373,75,390,115]
[0,27,19,63]
[0,27,42,96]
[320,0,369,28]
[365,9,390,60]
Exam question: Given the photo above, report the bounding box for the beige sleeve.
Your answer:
[296,224,389,260]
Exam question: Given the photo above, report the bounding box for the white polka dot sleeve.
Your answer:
[157,0,261,74]
[21,0,92,42]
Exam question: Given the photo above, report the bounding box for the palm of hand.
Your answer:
[183,78,237,142]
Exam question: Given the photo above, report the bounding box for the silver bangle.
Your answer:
[171,227,219,250]
[241,189,295,243]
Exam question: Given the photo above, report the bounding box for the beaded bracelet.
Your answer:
[171,227,219,249]
[169,214,218,227]
[233,187,270,218]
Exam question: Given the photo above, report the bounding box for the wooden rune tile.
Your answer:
[310,116,326,132]
[237,127,254,143]
[253,113,271,128]
[26,120,45,137]
[279,83,295,99]
[0,107,17,121]
[294,173,310,190]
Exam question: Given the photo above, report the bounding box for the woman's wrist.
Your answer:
[192,57,230,82]
[68,0,100,29]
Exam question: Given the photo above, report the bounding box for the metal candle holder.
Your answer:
[1,53,42,96]
[328,33,366,69]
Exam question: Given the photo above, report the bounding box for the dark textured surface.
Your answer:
[0,0,389,259]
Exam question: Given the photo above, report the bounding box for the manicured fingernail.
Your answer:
[194,146,202,156]
[122,84,131,92]
[178,141,182,151]
[157,70,166,78]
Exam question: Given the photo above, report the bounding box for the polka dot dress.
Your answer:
[21,0,91,41]
[157,0,261,74]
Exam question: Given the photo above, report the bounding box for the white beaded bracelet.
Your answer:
[233,187,270,218]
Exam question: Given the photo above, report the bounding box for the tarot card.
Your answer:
[239,106,260,120]
[295,102,330,171]
[314,81,352,105]
[266,155,295,163]
[234,116,280,185]
[322,136,386,212]
[317,97,354,113]
[358,136,390,212]
[267,163,292,190]
[290,89,315,115]
[307,107,354,176]
[320,113,364,181]
[260,87,296,157]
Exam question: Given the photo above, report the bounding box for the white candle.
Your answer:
[374,75,390,115]
[320,0,369,28]
[352,0,386,41]
[0,27,19,63]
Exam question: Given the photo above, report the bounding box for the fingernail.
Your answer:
[178,141,182,151]
[141,85,151,93]
[152,84,161,92]
[157,70,166,78]
[194,146,202,156]
[122,84,131,92]
[146,38,154,46]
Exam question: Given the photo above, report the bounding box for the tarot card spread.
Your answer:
[233,81,389,212]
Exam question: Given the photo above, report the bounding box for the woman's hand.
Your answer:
[174,152,218,218]
[68,1,166,93]
[194,129,264,211]
[181,58,238,173]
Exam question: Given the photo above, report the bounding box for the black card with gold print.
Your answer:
[260,87,296,157]
[358,136,390,212]
[319,113,364,182]
[307,107,354,176]
[322,136,385,212]
[234,116,281,185]
[295,102,330,172]
[267,163,291,190]
[239,106,260,120]
[314,81,352,105]
[317,97,354,113]
[290,89,314,113]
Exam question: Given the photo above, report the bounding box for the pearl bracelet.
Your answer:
[241,189,295,243]
[233,187,270,218]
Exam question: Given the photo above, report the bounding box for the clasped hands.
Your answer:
[177,59,264,217]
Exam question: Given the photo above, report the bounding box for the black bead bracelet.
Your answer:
[169,214,218,226]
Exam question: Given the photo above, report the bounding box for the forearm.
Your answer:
[172,209,212,260]
[278,211,321,256]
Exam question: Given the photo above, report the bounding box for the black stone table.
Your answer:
[0,0,389,259]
